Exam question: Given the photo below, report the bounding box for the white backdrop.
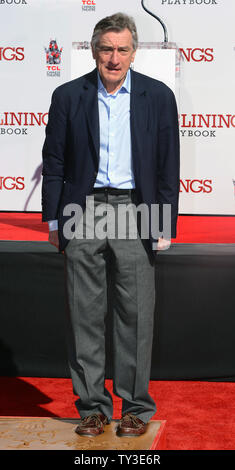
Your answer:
[0,0,235,215]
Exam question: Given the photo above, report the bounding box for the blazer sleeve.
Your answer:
[156,86,180,239]
[41,87,68,222]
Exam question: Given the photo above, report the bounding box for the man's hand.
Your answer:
[156,237,171,251]
[48,230,59,249]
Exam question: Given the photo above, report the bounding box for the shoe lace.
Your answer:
[122,413,142,427]
[82,414,103,426]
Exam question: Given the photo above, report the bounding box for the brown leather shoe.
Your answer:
[75,413,108,437]
[117,413,147,437]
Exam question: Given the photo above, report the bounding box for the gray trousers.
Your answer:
[64,190,157,423]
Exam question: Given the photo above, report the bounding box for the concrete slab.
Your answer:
[0,417,166,450]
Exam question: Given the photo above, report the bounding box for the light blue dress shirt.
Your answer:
[48,68,135,231]
[94,68,135,189]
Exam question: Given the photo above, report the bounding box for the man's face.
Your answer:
[92,28,136,94]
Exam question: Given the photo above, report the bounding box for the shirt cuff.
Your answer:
[48,220,58,231]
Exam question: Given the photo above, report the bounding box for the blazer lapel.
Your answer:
[130,69,149,178]
[81,68,100,168]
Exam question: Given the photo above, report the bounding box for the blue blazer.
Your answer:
[42,68,180,252]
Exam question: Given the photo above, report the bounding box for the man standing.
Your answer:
[42,13,179,437]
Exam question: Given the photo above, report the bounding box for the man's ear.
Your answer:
[91,46,96,60]
[131,49,137,63]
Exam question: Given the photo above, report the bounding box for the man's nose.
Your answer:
[109,48,120,64]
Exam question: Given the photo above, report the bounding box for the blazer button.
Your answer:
[94,171,98,177]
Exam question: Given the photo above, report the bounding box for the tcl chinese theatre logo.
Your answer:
[81,0,96,12]
[44,39,63,77]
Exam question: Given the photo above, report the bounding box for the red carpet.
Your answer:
[1,377,235,450]
[0,212,234,243]
[1,215,234,450]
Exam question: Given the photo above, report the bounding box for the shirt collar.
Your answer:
[97,68,131,96]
